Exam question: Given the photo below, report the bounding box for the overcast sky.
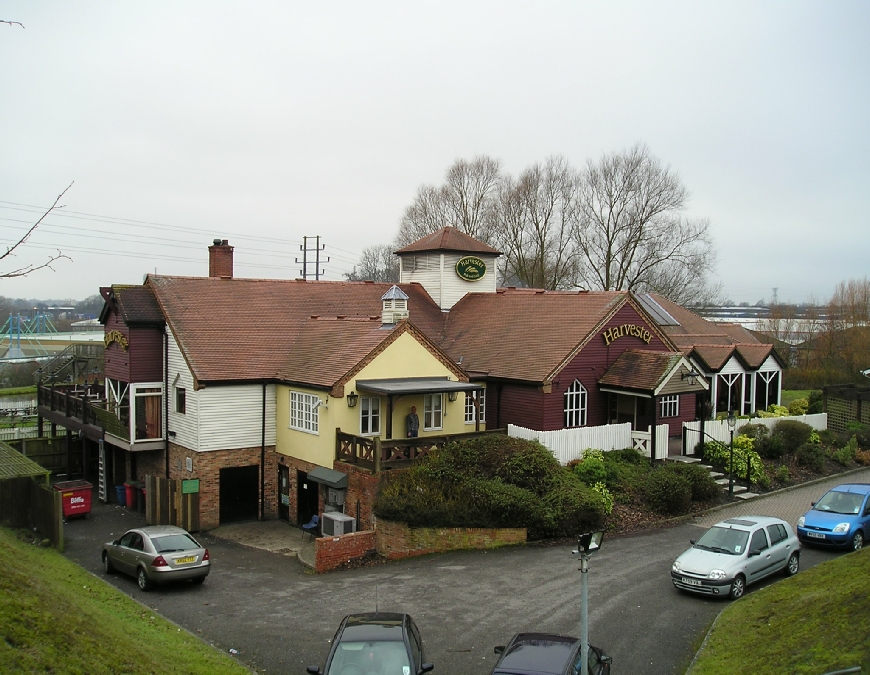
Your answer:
[1,2,868,306]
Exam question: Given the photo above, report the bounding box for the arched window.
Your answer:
[564,380,587,427]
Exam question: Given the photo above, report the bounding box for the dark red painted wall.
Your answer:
[104,308,164,383]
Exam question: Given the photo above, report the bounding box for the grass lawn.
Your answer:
[781,389,815,407]
[688,547,870,674]
[0,385,36,397]
[0,526,253,675]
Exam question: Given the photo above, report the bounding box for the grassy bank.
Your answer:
[689,547,870,674]
[0,526,252,675]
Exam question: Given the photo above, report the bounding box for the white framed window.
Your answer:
[564,380,587,427]
[423,393,442,430]
[131,383,163,441]
[464,390,486,424]
[290,391,319,434]
[360,396,381,435]
[660,394,679,418]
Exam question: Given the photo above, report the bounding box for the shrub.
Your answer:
[739,424,769,440]
[756,473,771,491]
[795,442,824,471]
[831,437,858,466]
[645,470,691,515]
[601,449,651,496]
[611,447,645,464]
[591,482,614,515]
[662,462,720,502]
[495,441,562,495]
[807,390,824,414]
[756,404,790,418]
[787,398,809,416]
[856,449,870,466]
[771,420,814,453]
[573,456,607,487]
[703,436,765,484]
[542,471,606,539]
[755,433,786,459]
[775,465,790,484]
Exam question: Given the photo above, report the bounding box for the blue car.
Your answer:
[797,483,870,551]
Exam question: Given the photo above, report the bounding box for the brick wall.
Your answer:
[375,519,527,560]
[339,461,380,530]
[314,530,377,573]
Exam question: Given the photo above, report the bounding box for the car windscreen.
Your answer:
[151,533,200,553]
[694,526,750,555]
[327,640,410,675]
[499,638,574,673]
[814,491,863,515]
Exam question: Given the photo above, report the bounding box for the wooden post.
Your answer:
[374,437,382,474]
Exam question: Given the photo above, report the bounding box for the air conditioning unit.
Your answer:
[321,512,356,536]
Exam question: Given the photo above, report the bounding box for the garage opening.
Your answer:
[219,465,259,523]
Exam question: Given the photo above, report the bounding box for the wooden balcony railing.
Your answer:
[36,384,130,441]
[335,428,506,473]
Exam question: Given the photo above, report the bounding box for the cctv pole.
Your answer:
[579,551,590,675]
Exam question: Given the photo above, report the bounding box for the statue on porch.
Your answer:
[406,406,419,438]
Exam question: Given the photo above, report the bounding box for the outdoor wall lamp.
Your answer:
[346,391,358,408]
[682,369,702,386]
[448,390,458,402]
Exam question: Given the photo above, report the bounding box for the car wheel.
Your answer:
[784,552,799,576]
[729,574,746,600]
[192,576,206,585]
[137,567,153,591]
[851,531,863,551]
[102,552,115,574]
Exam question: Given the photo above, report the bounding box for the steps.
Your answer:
[666,455,758,499]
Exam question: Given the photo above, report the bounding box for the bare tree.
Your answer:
[573,144,719,305]
[492,156,581,289]
[344,244,400,283]
[1,184,72,278]
[396,156,502,248]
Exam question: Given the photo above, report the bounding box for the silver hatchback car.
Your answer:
[102,525,210,591]
[671,515,800,599]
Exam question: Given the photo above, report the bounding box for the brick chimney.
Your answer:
[208,239,233,278]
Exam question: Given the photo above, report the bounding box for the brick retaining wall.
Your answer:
[375,519,527,559]
[314,530,377,573]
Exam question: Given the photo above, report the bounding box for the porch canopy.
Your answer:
[598,349,709,399]
[307,466,348,489]
[355,377,485,438]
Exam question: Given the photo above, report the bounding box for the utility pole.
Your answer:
[296,236,329,280]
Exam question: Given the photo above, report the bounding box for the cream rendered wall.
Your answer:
[276,331,484,468]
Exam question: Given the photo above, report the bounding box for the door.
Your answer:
[296,470,320,526]
[278,465,290,522]
[219,465,259,524]
[745,527,772,583]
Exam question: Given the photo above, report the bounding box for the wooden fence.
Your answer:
[0,476,63,550]
[144,475,200,532]
[508,422,670,464]
[683,413,828,452]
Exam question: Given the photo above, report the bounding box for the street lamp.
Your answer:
[573,531,604,675]
[727,410,737,497]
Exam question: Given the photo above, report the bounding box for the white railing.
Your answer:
[508,422,670,465]
[683,413,828,452]
[0,426,40,441]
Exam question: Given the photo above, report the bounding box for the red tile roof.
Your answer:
[394,226,501,255]
[107,285,164,325]
[599,349,684,393]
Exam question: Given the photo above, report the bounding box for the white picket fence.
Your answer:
[683,413,828,451]
[0,426,40,441]
[508,422,670,465]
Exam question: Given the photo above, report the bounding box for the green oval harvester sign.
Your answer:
[456,256,487,281]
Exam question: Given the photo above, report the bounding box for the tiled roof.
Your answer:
[147,276,446,383]
[735,344,777,368]
[649,294,763,345]
[394,226,501,255]
[106,285,164,325]
[440,289,626,382]
[599,349,683,392]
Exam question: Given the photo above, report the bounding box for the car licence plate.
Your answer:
[806,532,825,539]
[681,577,702,586]
[176,555,196,564]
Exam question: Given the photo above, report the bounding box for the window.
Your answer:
[564,380,587,427]
[767,523,787,546]
[749,528,769,553]
[360,396,380,435]
[465,389,486,424]
[131,383,163,441]
[659,394,679,418]
[423,393,442,430]
[290,391,319,434]
[175,387,186,414]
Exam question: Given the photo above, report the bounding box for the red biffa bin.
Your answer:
[53,480,93,521]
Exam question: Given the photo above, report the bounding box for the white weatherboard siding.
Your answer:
[166,329,276,452]
[401,252,498,310]
[759,355,780,372]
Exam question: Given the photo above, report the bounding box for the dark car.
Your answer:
[306,612,434,675]
[490,632,612,675]
[797,483,870,551]
[102,525,210,591]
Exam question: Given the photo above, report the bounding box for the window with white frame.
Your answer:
[659,394,679,418]
[564,380,587,427]
[360,396,380,435]
[289,391,319,434]
[464,390,486,424]
[424,393,442,430]
[131,383,163,441]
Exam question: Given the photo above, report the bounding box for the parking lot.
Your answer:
[61,467,869,674]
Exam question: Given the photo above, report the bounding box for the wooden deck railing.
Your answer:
[36,384,130,440]
[335,428,506,473]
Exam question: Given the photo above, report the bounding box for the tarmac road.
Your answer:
[60,467,869,674]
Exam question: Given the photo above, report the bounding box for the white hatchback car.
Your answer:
[671,515,800,600]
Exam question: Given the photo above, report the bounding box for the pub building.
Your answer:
[38,228,782,531]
